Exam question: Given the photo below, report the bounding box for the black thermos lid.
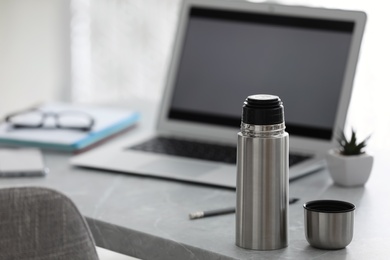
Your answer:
[242,94,284,125]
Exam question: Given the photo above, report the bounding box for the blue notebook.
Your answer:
[0,103,140,151]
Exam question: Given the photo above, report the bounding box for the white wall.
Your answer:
[70,0,180,103]
[0,0,70,118]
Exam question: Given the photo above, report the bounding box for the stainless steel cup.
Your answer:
[303,200,355,250]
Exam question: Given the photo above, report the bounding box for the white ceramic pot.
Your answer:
[326,149,374,187]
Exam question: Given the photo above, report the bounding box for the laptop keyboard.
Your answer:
[129,137,311,166]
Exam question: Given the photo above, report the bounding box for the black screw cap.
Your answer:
[242,94,284,125]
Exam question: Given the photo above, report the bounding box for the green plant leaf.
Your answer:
[337,128,370,156]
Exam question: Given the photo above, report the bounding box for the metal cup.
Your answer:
[303,200,355,250]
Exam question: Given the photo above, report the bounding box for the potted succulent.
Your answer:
[326,129,373,187]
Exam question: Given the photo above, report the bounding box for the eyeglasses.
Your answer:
[5,108,95,132]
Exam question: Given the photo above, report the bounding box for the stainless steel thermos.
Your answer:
[236,94,289,250]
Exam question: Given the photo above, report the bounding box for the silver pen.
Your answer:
[189,198,299,220]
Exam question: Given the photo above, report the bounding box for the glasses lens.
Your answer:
[57,112,93,129]
[8,111,42,127]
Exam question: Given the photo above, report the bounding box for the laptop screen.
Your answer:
[168,7,354,140]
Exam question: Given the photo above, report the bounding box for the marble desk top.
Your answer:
[1,143,389,260]
[1,101,389,259]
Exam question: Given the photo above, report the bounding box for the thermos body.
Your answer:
[235,94,289,251]
[236,130,289,250]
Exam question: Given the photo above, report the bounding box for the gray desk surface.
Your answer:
[1,100,389,260]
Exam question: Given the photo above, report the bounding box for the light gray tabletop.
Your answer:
[0,101,389,260]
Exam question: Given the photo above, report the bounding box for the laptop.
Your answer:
[71,0,366,188]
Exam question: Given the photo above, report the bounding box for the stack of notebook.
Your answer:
[0,103,140,152]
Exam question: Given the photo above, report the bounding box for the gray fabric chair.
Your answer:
[0,186,99,260]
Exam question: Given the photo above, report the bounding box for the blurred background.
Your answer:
[1,0,389,151]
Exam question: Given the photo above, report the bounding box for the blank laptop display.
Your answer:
[71,0,366,188]
[169,7,353,140]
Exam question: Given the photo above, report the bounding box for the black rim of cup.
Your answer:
[303,200,355,213]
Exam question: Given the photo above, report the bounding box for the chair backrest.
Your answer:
[0,186,99,260]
